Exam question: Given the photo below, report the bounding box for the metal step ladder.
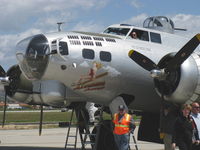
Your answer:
[79,106,104,150]
[64,109,79,149]
[64,105,104,150]
[129,133,139,150]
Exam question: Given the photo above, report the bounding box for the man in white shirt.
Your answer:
[85,102,98,123]
[191,102,200,150]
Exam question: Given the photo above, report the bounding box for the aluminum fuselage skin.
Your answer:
[28,25,196,112]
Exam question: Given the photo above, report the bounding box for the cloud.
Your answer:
[122,13,148,26]
[170,14,200,37]
[0,28,42,70]
[129,0,142,9]
[72,21,105,33]
[0,0,109,33]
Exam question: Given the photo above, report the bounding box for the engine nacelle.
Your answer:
[31,80,83,107]
[6,65,83,107]
[156,53,200,104]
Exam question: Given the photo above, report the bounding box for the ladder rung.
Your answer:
[68,135,76,137]
[66,144,76,146]
[82,133,96,136]
[84,141,95,145]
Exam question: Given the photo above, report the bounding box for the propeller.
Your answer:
[0,64,45,135]
[0,65,8,127]
[166,34,200,72]
[0,65,22,127]
[128,33,200,97]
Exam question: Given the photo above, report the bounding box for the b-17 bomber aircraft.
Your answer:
[0,16,200,149]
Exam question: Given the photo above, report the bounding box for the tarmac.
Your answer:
[0,126,165,150]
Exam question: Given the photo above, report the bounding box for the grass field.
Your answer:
[0,111,112,124]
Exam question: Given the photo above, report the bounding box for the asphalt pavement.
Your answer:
[0,126,164,150]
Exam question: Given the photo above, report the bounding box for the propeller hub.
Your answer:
[150,69,166,80]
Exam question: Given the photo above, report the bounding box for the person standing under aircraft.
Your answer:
[113,104,135,150]
[159,102,178,150]
[172,104,194,150]
[190,102,200,150]
[85,102,98,124]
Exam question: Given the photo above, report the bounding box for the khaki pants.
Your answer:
[163,133,174,150]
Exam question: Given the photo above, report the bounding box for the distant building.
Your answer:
[7,104,22,109]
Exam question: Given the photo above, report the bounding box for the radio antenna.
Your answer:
[57,22,65,32]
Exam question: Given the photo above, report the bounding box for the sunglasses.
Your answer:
[193,107,200,109]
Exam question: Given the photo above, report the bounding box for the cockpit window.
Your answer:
[129,29,149,41]
[103,27,130,36]
[150,32,161,44]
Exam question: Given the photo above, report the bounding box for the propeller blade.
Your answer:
[2,90,7,127]
[0,65,6,77]
[39,104,43,136]
[128,50,157,71]
[1,65,7,127]
[166,34,200,71]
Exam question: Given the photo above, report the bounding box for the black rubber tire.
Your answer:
[91,120,118,150]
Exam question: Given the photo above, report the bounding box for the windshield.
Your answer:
[103,27,130,36]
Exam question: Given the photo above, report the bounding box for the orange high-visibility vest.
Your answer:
[113,113,131,135]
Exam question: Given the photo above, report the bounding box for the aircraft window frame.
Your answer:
[83,41,94,46]
[69,40,81,45]
[95,42,102,47]
[59,41,69,55]
[143,18,154,28]
[81,36,92,40]
[100,51,111,62]
[67,35,79,39]
[129,29,149,41]
[103,27,130,36]
[105,38,116,42]
[82,49,95,60]
[150,32,162,44]
[93,37,104,41]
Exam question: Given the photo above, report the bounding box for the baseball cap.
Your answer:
[118,105,125,110]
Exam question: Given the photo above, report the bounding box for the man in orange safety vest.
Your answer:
[113,104,135,150]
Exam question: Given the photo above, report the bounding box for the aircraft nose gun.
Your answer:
[16,34,50,80]
[0,77,10,85]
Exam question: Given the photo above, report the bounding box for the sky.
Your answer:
[0,0,200,71]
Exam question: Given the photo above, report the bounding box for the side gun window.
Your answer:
[100,51,111,62]
[150,32,162,44]
[59,42,69,55]
[82,49,95,59]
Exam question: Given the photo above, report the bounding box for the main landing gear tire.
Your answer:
[91,120,118,150]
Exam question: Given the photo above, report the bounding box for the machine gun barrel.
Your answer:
[0,77,10,85]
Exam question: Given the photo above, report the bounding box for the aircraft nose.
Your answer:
[16,34,50,80]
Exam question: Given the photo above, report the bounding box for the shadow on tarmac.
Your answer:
[0,147,92,150]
